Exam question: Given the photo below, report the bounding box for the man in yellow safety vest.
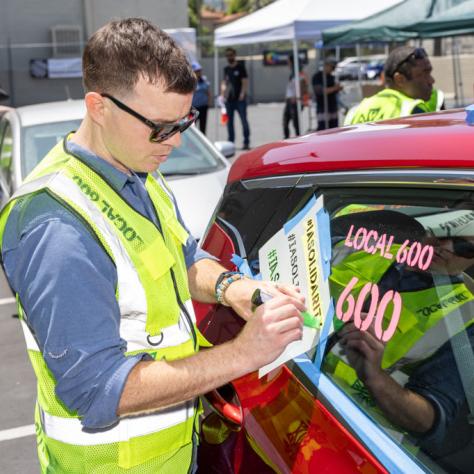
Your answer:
[345,46,435,125]
[0,18,305,473]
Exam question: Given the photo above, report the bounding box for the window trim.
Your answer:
[242,169,474,191]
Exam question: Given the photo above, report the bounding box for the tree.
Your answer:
[226,0,275,14]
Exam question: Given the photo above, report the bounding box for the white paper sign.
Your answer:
[258,194,331,377]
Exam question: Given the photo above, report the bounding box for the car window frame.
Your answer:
[222,169,474,473]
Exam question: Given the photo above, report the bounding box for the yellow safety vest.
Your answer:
[0,138,208,473]
[344,88,423,125]
[418,89,445,113]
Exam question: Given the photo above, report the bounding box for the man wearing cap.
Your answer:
[312,57,343,130]
[191,61,211,135]
[345,46,435,125]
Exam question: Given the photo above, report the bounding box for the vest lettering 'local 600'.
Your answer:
[0,139,208,473]
[344,88,423,125]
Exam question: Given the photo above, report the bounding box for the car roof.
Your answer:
[228,108,474,183]
[10,100,85,127]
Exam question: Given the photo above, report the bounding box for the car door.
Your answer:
[0,114,13,207]
[196,170,474,473]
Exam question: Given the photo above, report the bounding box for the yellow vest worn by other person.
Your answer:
[418,88,445,113]
[325,246,474,408]
[344,88,423,125]
[0,139,209,473]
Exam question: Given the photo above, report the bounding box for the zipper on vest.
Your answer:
[170,268,198,350]
[143,184,198,351]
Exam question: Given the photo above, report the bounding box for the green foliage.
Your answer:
[189,0,199,29]
[225,0,275,14]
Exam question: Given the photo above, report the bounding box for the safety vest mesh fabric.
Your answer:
[346,88,423,125]
[418,89,444,113]
[0,140,205,472]
[325,247,474,400]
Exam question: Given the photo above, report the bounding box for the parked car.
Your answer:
[195,109,474,473]
[365,57,385,80]
[0,100,234,239]
[336,55,385,81]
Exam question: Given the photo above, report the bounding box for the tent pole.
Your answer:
[455,38,464,106]
[214,46,220,140]
[292,37,303,136]
[451,37,459,107]
[322,48,329,130]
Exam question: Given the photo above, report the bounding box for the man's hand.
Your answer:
[224,278,305,320]
[233,294,305,372]
[339,322,385,384]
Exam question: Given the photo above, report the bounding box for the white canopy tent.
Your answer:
[213,0,402,131]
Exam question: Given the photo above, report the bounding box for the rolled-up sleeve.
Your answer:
[2,202,148,430]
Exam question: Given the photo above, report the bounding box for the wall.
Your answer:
[0,0,188,106]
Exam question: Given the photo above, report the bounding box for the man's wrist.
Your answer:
[215,271,246,306]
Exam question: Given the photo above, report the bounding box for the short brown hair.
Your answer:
[82,18,196,95]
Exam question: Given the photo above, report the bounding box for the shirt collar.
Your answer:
[65,138,135,192]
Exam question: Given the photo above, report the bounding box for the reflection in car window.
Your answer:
[0,120,13,192]
[218,183,474,474]
[159,128,225,177]
[22,120,82,178]
[323,195,474,474]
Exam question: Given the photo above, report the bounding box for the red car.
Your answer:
[194,109,474,474]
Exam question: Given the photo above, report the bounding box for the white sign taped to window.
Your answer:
[258,194,332,377]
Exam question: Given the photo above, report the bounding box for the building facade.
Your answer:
[0,0,188,106]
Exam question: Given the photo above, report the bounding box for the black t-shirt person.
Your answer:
[223,61,248,102]
[312,71,338,113]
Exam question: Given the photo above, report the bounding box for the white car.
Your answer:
[0,100,234,239]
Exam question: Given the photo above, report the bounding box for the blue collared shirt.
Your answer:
[2,140,213,429]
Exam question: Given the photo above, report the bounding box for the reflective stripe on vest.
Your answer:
[347,88,423,125]
[0,140,202,471]
[40,402,195,446]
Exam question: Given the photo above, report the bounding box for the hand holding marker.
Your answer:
[251,288,321,330]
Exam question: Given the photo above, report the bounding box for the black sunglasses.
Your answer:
[389,47,427,78]
[101,93,198,143]
[440,237,474,259]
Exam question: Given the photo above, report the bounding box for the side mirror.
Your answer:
[214,141,236,159]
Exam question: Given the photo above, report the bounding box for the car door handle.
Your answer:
[205,385,243,426]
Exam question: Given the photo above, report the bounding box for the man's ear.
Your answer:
[84,92,106,126]
[393,71,407,89]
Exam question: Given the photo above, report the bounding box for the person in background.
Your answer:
[345,46,435,125]
[312,56,343,131]
[191,61,211,135]
[220,47,251,150]
[283,55,309,139]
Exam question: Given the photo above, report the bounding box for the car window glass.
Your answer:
[0,119,13,192]
[320,188,474,474]
[22,120,82,178]
[159,127,225,177]
[217,183,474,474]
